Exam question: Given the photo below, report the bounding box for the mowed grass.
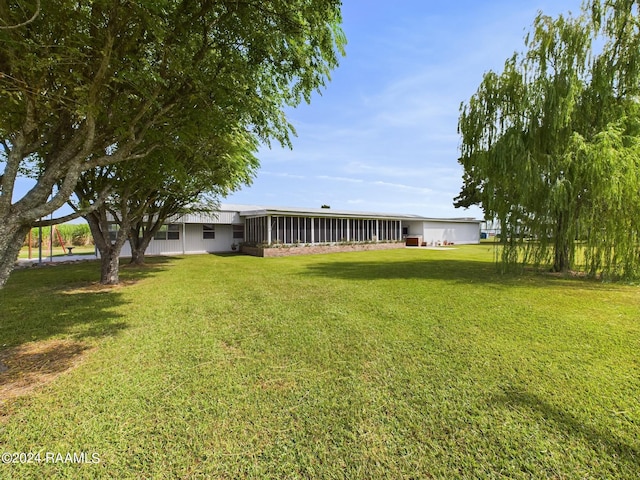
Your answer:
[0,246,639,478]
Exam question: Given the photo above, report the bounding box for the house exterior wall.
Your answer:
[405,221,426,236]
[118,224,235,257]
[111,206,480,258]
[420,221,479,245]
[131,235,183,256]
[242,241,404,257]
[170,211,241,224]
[182,223,235,253]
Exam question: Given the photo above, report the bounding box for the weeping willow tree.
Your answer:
[457,0,640,280]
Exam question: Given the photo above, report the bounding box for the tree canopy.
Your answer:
[75,125,259,284]
[457,0,640,279]
[0,0,346,287]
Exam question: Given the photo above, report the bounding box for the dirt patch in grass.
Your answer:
[257,378,296,391]
[0,339,92,406]
[63,280,139,294]
[219,340,245,357]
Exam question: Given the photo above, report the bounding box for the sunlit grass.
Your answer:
[0,246,638,478]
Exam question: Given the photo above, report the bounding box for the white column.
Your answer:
[267,215,272,245]
[311,218,315,243]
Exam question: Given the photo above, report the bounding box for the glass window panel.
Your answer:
[203,224,215,239]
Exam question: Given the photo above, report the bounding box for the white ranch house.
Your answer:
[117,204,481,257]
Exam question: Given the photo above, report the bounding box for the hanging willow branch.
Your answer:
[457,2,640,280]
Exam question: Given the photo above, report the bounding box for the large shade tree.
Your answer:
[0,0,345,287]
[74,126,258,285]
[124,132,258,268]
[456,0,640,279]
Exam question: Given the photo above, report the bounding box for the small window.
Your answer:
[155,224,180,240]
[167,224,180,240]
[154,225,167,240]
[233,224,244,239]
[203,224,215,239]
[108,223,119,242]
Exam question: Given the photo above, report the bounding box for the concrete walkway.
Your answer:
[16,253,98,268]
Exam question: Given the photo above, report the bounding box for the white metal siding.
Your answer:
[405,221,426,236]
[168,211,240,224]
[183,224,234,252]
[117,223,236,257]
[421,221,480,245]
[120,241,132,257]
[112,206,481,258]
[146,237,184,255]
[115,236,184,257]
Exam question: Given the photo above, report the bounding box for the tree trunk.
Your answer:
[85,211,129,285]
[554,241,570,273]
[128,230,152,266]
[553,212,571,273]
[100,248,121,285]
[0,223,31,288]
[129,248,146,266]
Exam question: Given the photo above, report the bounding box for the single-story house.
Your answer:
[116,204,481,257]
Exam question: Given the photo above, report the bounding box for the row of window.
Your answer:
[110,219,402,244]
[108,223,244,242]
[154,224,244,240]
[154,224,181,240]
[245,216,268,244]
[244,215,402,245]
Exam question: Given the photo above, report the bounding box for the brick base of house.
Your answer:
[241,242,405,258]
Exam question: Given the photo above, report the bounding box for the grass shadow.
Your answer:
[119,255,182,270]
[1,255,176,349]
[490,385,639,470]
[0,339,93,404]
[0,256,179,406]
[302,256,615,291]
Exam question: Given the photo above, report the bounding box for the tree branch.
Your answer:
[0,0,40,30]
[31,183,112,227]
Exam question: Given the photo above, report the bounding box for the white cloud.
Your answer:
[343,161,454,179]
[261,170,307,180]
[316,175,364,184]
[372,181,433,195]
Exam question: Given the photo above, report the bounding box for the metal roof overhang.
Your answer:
[235,205,480,224]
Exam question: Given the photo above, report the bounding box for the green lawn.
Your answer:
[1,246,638,478]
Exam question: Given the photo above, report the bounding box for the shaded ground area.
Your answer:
[0,256,180,414]
[302,256,611,291]
[15,253,99,269]
[0,339,92,405]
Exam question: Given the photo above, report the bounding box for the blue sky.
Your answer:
[11,0,585,221]
[225,0,585,219]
